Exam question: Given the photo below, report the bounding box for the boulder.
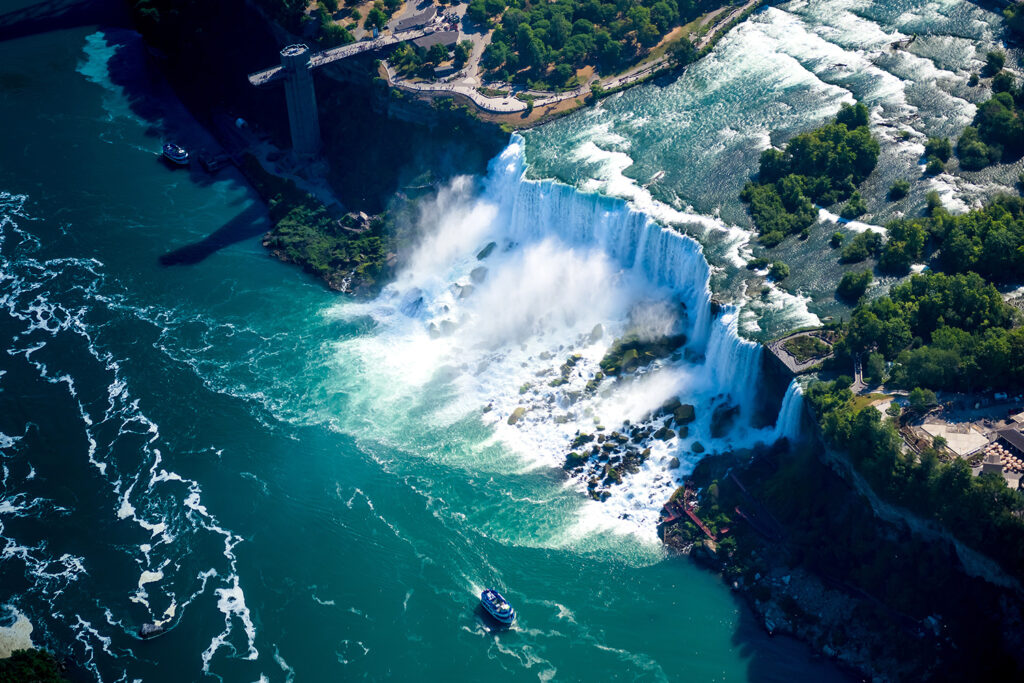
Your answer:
[563,451,588,470]
[589,324,604,343]
[653,427,676,441]
[668,456,680,469]
[674,404,696,425]
[476,242,497,260]
[711,404,740,438]
[692,441,705,453]
[470,266,488,283]
[507,407,527,425]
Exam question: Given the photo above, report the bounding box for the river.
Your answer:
[0,0,1015,680]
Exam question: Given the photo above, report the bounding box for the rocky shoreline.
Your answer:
[658,441,1024,682]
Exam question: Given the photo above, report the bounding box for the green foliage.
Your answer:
[366,6,388,28]
[840,271,1021,391]
[428,42,450,64]
[476,0,703,89]
[840,190,867,219]
[0,649,67,682]
[782,334,830,362]
[865,351,886,385]
[925,137,952,162]
[742,103,879,245]
[1007,2,1024,38]
[956,82,1024,169]
[599,332,686,375]
[768,261,790,281]
[453,40,473,67]
[925,156,945,176]
[805,379,1024,582]
[836,269,872,302]
[829,231,844,248]
[888,179,910,201]
[839,231,881,263]
[879,194,1024,282]
[909,387,937,411]
[985,50,1005,75]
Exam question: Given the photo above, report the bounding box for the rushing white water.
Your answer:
[331,137,801,538]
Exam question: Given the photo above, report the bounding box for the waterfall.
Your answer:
[359,134,800,534]
[484,136,763,395]
[774,380,805,440]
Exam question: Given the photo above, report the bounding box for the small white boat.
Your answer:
[162,143,189,166]
[480,589,515,625]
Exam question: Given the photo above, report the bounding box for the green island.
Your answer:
[954,54,1023,170]
[741,102,880,246]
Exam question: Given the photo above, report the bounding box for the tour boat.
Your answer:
[162,143,190,166]
[480,589,516,625]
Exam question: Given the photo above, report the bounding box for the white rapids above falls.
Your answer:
[331,136,803,539]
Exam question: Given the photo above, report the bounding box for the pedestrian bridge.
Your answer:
[248,27,436,86]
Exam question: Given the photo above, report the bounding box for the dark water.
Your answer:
[0,1,858,681]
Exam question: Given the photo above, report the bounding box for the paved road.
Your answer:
[384,0,762,114]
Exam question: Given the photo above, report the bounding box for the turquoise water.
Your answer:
[0,9,851,682]
[5,0,1019,680]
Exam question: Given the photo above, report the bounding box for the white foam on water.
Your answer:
[327,138,804,544]
[76,32,140,124]
[0,608,33,658]
[0,191,257,679]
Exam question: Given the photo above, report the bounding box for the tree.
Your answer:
[428,42,450,64]
[769,261,790,280]
[909,387,938,411]
[836,101,870,129]
[670,39,697,66]
[841,191,867,219]
[865,351,886,385]
[925,137,952,162]
[925,156,945,175]
[985,50,1005,75]
[453,40,472,67]
[366,6,387,28]
[837,269,872,302]
[888,179,910,200]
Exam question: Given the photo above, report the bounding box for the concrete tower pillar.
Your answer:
[280,44,321,158]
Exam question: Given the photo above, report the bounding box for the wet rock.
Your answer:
[668,456,680,469]
[589,324,604,343]
[476,241,497,260]
[563,451,588,470]
[428,322,440,339]
[470,266,487,284]
[440,320,457,335]
[692,441,705,453]
[507,407,527,425]
[653,426,676,441]
[674,404,696,425]
[711,404,740,438]
[569,436,593,450]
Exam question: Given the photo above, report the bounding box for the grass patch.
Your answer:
[781,335,831,363]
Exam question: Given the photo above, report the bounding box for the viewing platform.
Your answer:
[248,27,438,86]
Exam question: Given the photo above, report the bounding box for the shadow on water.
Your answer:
[0,0,125,43]
[729,598,860,683]
[158,200,270,266]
